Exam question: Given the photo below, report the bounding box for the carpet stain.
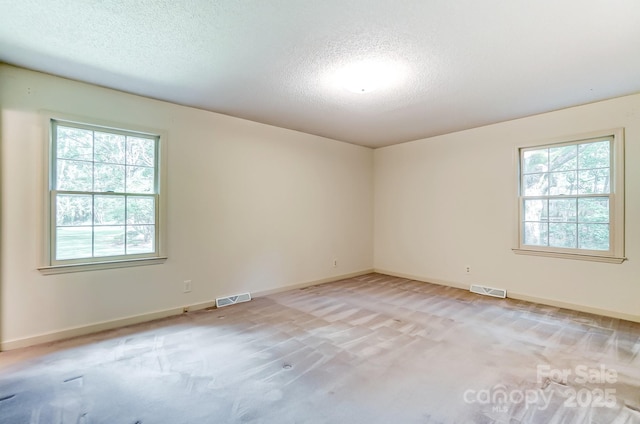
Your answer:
[0,394,15,402]
[63,375,83,383]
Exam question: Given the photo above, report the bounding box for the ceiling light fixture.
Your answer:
[334,59,407,94]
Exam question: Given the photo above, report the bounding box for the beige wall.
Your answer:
[2,63,638,349]
[0,65,374,347]
[374,93,640,321]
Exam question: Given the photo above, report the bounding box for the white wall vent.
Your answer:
[470,285,507,299]
[216,292,252,308]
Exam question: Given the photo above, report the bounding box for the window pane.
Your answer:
[94,196,125,225]
[94,163,125,192]
[127,136,155,167]
[524,222,548,246]
[549,223,577,248]
[126,166,154,193]
[549,198,576,223]
[95,132,125,164]
[94,226,125,257]
[518,133,619,257]
[56,227,92,259]
[127,225,155,254]
[579,140,610,170]
[522,174,548,196]
[52,121,160,264]
[524,199,547,222]
[578,169,610,194]
[57,194,92,226]
[57,159,93,191]
[56,126,93,161]
[549,145,577,172]
[127,197,155,224]
[578,224,609,250]
[578,198,609,224]
[548,171,577,195]
[522,149,548,174]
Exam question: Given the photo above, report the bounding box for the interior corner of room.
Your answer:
[2,3,640,421]
[1,63,638,350]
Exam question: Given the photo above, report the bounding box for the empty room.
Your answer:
[1,1,639,423]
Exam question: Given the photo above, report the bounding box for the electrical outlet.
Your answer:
[465,266,471,274]
[333,259,338,268]
[183,280,192,293]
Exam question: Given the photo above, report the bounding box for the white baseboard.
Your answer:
[374,268,640,324]
[1,269,375,351]
[0,300,217,351]
[506,292,640,323]
[252,269,375,297]
[374,269,469,290]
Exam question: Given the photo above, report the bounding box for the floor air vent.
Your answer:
[216,292,252,308]
[470,285,507,299]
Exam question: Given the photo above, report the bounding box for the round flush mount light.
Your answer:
[333,59,407,94]
[340,62,380,93]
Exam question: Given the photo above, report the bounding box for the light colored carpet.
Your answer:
[1,273,639,423]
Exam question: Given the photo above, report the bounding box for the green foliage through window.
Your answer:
[51,120,159,262]
[520,137,612,252]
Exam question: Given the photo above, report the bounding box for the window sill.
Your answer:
[512,249,625,264]
[38,257,168,275]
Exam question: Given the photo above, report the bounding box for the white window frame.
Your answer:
[39,113,167,274]
[512,128,625,264]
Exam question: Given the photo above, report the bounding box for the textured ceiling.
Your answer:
[1,0,640,148]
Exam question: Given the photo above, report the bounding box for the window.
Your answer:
[514,129,625,263]
[40,118,166,273]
